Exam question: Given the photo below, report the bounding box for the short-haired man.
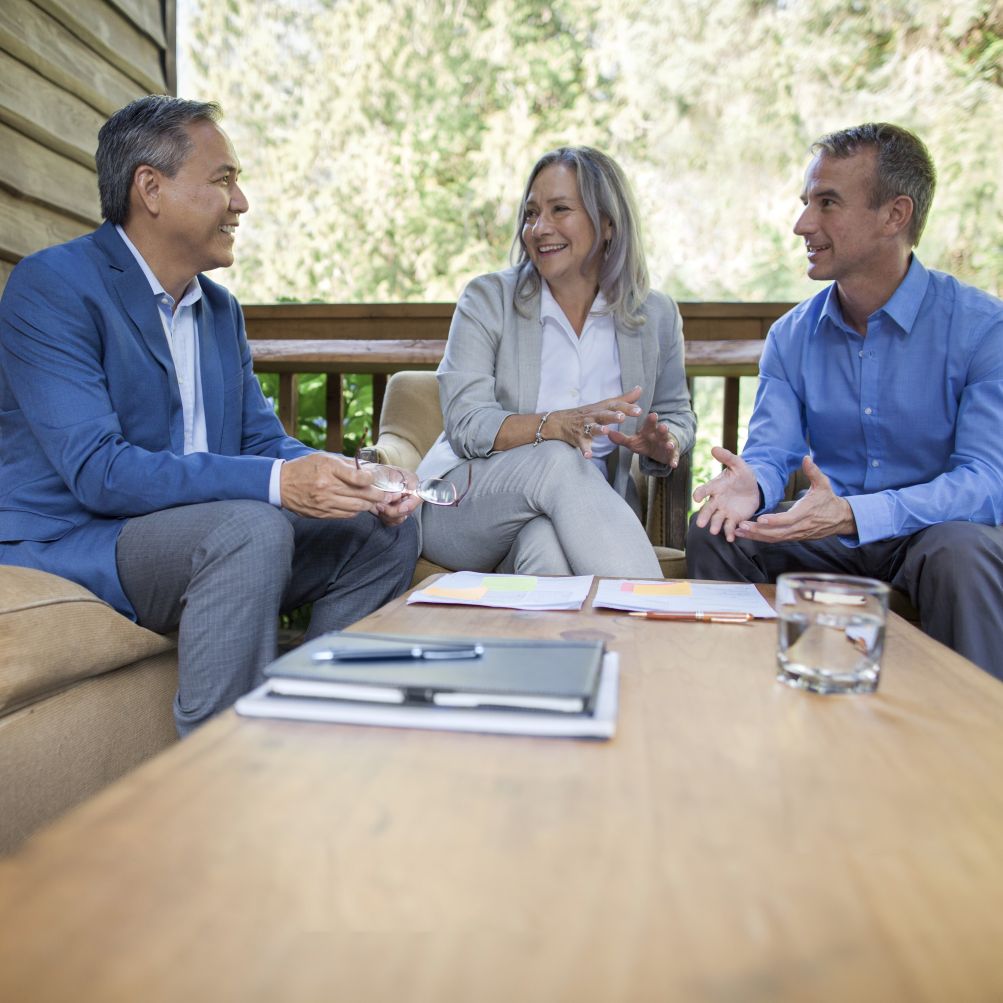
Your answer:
[687,122,1003,679]
[0,96,421,733]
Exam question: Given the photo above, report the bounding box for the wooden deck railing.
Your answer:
[244,301,794,453]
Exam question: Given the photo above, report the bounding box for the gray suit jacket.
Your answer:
[422,267,696,514]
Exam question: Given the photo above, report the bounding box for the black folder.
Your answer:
[263,631,605,714]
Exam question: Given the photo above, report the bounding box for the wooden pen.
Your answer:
[627,611,754,623]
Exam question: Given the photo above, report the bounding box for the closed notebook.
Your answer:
[263,631,605,714]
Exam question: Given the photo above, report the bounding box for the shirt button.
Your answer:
[871,459,880,468]
[569,390,579,399]
[864,407,873,415]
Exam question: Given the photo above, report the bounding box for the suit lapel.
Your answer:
[615,317,647,437]
[516,287,543,414]
[94,223,175,375]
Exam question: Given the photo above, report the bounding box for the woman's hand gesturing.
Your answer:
[607,411,680,467]
[549,385,644,458]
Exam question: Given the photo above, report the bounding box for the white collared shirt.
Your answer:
[115,226,284,505]
[536,281,621,473]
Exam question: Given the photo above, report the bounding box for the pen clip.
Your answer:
[421,644,484,660]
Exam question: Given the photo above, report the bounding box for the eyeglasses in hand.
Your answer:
[354,450,472,507]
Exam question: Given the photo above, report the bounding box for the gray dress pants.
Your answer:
[421,441,662,578]
[117,500,420,735]
[686,517,1003,682]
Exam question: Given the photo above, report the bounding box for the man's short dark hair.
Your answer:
[811,122,936,246]
[96,95,223,225]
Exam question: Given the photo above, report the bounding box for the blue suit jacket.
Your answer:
[0,222,311,616]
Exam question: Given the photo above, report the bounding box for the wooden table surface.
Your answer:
[2,584,1002,1002]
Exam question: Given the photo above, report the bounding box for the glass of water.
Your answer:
[775,573,891,694]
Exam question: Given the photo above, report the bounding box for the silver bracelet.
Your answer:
[533,411,552,447]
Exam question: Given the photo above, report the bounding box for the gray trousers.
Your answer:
[421,441,662,578]
[117,501,420,735]
[686,518,1003,681]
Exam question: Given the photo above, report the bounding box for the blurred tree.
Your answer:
[182,0,1001,303]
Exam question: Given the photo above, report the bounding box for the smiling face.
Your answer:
[153,120,248,279]
[793,148,894,288]
[521,162,608,295]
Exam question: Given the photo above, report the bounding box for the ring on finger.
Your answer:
[583,422,595,437]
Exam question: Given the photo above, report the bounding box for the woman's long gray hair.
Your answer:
[510,146,650,328]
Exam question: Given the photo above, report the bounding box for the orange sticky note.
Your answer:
[423,586,489,601]
[622,581,692,597]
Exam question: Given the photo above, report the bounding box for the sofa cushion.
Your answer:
[0,566,175,713]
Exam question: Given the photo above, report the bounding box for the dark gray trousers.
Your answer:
[117,500,419,735]
[686,518,1003,682]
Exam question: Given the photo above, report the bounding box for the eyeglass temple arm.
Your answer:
[448,465,473,506]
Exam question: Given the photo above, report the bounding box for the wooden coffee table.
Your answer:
[2,582,1003,1002]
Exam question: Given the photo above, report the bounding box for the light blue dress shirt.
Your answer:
[744,256,1003,545]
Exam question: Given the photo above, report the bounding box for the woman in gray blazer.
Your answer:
[417,146,696,576]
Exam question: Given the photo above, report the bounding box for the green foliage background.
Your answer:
[180,0,1002,458]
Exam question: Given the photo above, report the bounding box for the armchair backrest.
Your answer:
[375,371,443,471]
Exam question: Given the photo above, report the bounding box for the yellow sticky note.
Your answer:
[484,576,536,591]
[423,586,489,601]
[626,581,692,597]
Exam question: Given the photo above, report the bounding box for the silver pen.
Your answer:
[311,644,484,662]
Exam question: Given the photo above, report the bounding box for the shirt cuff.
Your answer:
[268,459,284,507]
[844,493,889,546]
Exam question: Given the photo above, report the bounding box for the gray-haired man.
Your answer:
[0,95,420,733]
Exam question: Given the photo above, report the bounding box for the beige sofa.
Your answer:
[0,565,178,853]
[371,371,691,582]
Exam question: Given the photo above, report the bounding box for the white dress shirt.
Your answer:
[536,282,622,474]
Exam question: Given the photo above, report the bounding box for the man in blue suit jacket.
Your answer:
[0,96,420,734]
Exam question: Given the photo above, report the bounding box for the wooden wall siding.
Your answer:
[0,0,174,296]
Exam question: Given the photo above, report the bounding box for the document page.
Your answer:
[593,579,776,618]
[407,572,593,611]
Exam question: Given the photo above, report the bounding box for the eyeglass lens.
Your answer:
[361,461,459,506]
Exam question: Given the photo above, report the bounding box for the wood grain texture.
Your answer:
[31,0,166,93]
[1,585,1001,1002]
[250,338,444,373]
[0,189,91,262]
[248,337,764,378]
[0,0,149,116]
[242,302,794,343]
[105,0,168,48]
[0,121,101,226]
[0,50,104,169]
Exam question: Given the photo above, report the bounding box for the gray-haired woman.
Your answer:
[417,146,696,577]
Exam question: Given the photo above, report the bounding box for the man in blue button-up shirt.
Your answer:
[688,122,1003,679]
